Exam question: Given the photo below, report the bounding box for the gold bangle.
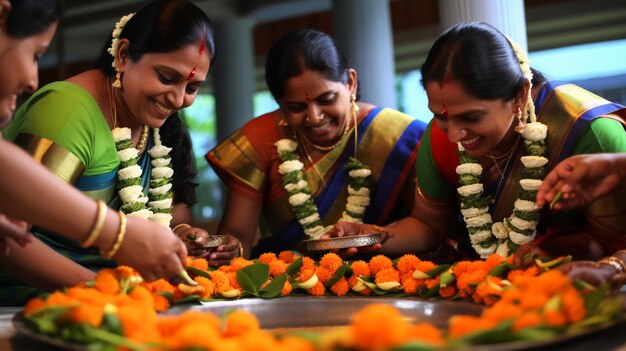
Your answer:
[238,242,244,257]
[370,225,385,233]
[81,200,107,248]
[598,256,626,273]
[101,211,127,259]
[172,223,191,234]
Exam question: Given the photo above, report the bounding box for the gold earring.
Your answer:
[278,118,288,126]
[350,94,359,114]
[514,107,525,132]
[112,70,122,89]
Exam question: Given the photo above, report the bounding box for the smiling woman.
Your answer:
[0,0,241,305]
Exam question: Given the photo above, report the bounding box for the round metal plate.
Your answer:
[304,233,384,251]
[201,235,230,248]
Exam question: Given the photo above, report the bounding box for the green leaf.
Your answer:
[236,263,270,296]
[357,276,388,295]
[582,284,608,313]
[286,257,303,276]
[512,326,557,341]
[425,264,451,278]
[453,319,515,346]
[102,313,123,335]
[488,262,515,277]
[390,341,440,351]
[439,271,456,288]
[325,263,348,288]
[187,266,212,279]
[259,274,287,298]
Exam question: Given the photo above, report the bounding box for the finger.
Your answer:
[0,239,8,255]
[0,220,32,246]
[339,247,357,259]
[359,243,382,253]
[562,162,589,193]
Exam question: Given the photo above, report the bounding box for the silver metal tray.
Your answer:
[304,232,385,251]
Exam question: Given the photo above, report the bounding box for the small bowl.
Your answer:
[304,232,387,251]
[201,235,231,248]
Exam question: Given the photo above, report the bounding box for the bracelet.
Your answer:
[101,211,127,259]
[172,223,191,234]
[81,200,107,248]
[370,225,385,233]
[597,256,626,273]
[238,242,244,257]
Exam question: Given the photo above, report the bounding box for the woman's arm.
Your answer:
[217,186,263,258]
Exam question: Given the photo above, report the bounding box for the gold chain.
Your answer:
[107,77,150,153]
[300,121,349,151]
[492,135,520,198]
[297,133,327,188]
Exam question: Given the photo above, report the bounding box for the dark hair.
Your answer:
[94,0,215,207]
[421,22,545,101]
[265,29,360,101]
[6,0,62,39]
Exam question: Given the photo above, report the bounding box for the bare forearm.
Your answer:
[376,216,441,256]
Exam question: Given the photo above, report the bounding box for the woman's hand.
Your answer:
[176,226,242,267]
[113,216,187,282]
[0,214,32,255]
[321,222,389,259]
[557,261,625,291]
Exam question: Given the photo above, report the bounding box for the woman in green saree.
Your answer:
[324,22,626,261]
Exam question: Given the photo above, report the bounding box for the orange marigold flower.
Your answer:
[117,304,161,344]
[66,304,103,327]
[482,301,523,324]
[348,275,372,296]
[277,336,316,351]
[396,254,421,276]
[316,267,333,284]
[23,298,46,316]
[484,254,505,272]
[144,278,176,295]
[130,285,156,310]
[519,291,548,310]
[533,270,570,296]
[115,265,138,280]
[301,256,316,270]
[259,252,278,264]
[369,255,393,275]
[165,320,222,350]
[238,329,279,351]
[542,310,567,327]
[188,258,209,271]
[278,250,296,263]
[269,259,288,277]
[298,267,316,283]
[46,291,77,307]
[210,270,233,294]
[407,323,444,346]
[223,310,261,337]
[425,276,440,290]
[375,268,400,284]
[350,304,410,350]
[94,268,120,295]
[152,293,170,312]
[330,277,349,296]
[195,276,215,298]
[281,281,293,296]
[562,288,586,323]
[320,252,343,272]
[401,277,421,294]
[184,255,194,266]
[228,257,255,272]
[307,281,325,296]
[512,311,543,332]
[448,315,496,338]
[350,260,371,277]
[227,271,242,291]
[439,284,456,298]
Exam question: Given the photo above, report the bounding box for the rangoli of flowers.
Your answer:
[21,251,623,350]
[456,40,549,258]
[275,138,372,239]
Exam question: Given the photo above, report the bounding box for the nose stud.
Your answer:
[304,115,310,123]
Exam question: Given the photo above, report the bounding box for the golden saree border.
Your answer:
[14,133,84,184]
[493,84,616,220]
[208,129,265,192]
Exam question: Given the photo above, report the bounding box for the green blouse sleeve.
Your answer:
[416,121,457,201]
[571,117,626,154]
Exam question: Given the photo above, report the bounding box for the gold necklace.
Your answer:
[297,133,327,188]
[486,138,517,177]
[300,124,349,151]
[107,77,150,152]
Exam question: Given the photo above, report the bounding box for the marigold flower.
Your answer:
[439,284,456,298]
[143,278,176,295]
[562,288,586,323]
[375,268,400,284]
[369,255,393,275]
[277,336,316,351]
[259,252,278,265]
[320,252,343,272]
[350,260,371,277]
[396,254,420,276]
[238,329,279,351]
[407,323,444,346]
[484,254,505,272]
[115,265,138,280]
[348,275,372,296]
[401,277,422,294]
[117,303,161,343]
[188,257,209,271]
[210,270,233,294]
[227,271,242,290]
[278,250,296,263]
[152,293,170,312]
[482,301,523,324]
[512,311,543,332]
[94,268,120,295]
[269,259,288,277]
[281,281,293,296]
[330,277,349,296]
[298,267,316,283]
[425,276,440,290]
[542,309,567,327]
[228,257,255,272]
[316,267,333,284]
[66,304,103,327]
[307,281,325,296]
[350,304,410,350]
[23,298,46,316]
[448,315,496,338]
[223,310,260,337]
[164,320,222,350]
[519,291,548,310]
[301,256,316,270]
[194,276,215,298]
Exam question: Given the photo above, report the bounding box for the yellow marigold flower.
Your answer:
[408,323,444,346]
[259,253,278,265]
[512,311,543,332]
[448,315,496,338]
[350,304,410,350]
[194,276,215,298]
[320,252,343,272]
[281,281,293,296]
[278,250,297,263]
[223,310,261,337]
[369,255,393,275]
[210,270,233,294]
[269,259,288,277]
[375,268,400,284]
[350,260,371,277]
[307,281,325,296]
[277,336,316,351]
[330,277,349,296]
[188,257,209,271]
[23,298,46,316]
[94,268,120,295]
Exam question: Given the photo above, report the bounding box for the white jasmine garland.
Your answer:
[113,127,173,227]
[151,158,171,168]
[274,138,372,239]
[456,42,548,258]
[108,13,135,67]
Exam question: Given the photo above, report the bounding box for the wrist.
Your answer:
[597,256,626,274]
[172,223,191,235]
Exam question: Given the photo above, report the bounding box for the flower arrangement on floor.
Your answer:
[22,252,622,350]
[276,138,371,239]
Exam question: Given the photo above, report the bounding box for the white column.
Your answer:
[212,17,256,142]
[438,0,528,52]
[332,0,397,109]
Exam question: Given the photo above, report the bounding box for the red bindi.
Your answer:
[187,39,206,81]
[305,94,312,103]
[440,73,450,117]
[187,66,196,80]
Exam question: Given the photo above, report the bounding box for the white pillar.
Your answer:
[438,0,528,52]
[212,17,256,142]
[332,0,397,109]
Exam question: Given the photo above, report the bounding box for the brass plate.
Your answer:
[201,235,230,248]
[304,232,385,251]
